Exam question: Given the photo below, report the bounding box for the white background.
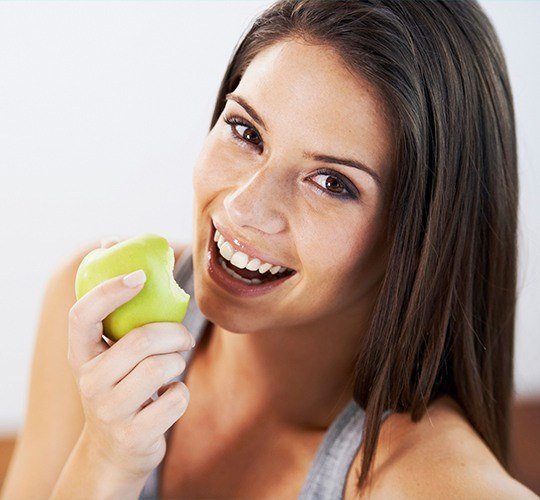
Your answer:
[0,1,538,434]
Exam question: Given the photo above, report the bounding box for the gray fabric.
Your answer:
[298,400,365,500]
[139,245,204,500]
[298,405,392,500]
[140,245,383,500]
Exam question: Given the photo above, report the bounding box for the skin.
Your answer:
[2,38,533,500]
[190,37,396,431]
[152,37,398,497]
[160,37,536,498]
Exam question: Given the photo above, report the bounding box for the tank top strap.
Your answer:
[139,244,208,500]
[298,405,392,499]
[141,244,393,499]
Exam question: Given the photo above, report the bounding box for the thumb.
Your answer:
[69,270,146,371]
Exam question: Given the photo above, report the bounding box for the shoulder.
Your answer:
[343,396,537,499]
[47,239,103,291]
[1,241,104,498]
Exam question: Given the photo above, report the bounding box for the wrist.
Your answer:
[79,429,151,488]
[51,430,150,500]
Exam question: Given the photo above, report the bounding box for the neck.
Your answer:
[194,293,377,431]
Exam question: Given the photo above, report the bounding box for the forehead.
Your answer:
[232,38,395,185]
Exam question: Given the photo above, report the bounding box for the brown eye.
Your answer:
[223,115,262,148]
[310,169,357,200]
[327,175,344,193]
[239,125,261,146]
[313,173,346,194]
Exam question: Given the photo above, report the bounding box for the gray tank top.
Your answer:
[139,245,390,499]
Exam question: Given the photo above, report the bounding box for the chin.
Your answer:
[194,289,265,335]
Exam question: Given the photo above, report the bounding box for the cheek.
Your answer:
[308,231,360,276]
[302,216,385,290]
[193,132,242,196]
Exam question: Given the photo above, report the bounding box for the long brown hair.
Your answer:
[207,0,518,491]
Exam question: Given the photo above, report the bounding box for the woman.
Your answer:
[2,0,536,498]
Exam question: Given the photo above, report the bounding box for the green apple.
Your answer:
[75,233,190,342]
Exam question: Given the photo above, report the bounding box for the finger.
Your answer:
[90,322,194,388]
[68,270,146,369]
[134,381,190,438]
[110,352,187,417]
[138,382,167,412]
[100,235,122,248]
[139,396,154,411]
[157,385,169,397]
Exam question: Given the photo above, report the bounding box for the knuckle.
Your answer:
[95,281,112,302]
[97,277,123,304]
[132,329,152,354]
[143,356,165,380]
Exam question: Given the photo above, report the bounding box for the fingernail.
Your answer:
[123,269,146,287]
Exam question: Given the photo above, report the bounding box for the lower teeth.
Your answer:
[218,255,271,285]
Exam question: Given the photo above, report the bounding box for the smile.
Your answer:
[213,227,295,283]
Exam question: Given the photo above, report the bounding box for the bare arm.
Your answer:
[0,241,99,500]
[0,238,188,500]
[50,425,149,500]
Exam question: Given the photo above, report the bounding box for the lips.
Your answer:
[205,223,297,297]
[211,219,294,272]
[217,242,295,281]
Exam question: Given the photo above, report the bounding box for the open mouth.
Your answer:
[207,220,297,290]
[217,251,295,284]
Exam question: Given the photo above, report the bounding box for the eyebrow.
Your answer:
[226,93,268,130]
[224,92,384,191]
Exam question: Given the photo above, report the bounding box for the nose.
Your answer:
[224,168,288,236]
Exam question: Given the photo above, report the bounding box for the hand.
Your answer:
[67,236,196,478]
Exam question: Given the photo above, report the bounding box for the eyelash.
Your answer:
[222,113,358,200]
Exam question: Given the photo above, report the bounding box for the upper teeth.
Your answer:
[213,229,291,275]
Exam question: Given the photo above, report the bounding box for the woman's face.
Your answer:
[191,38,395,335]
